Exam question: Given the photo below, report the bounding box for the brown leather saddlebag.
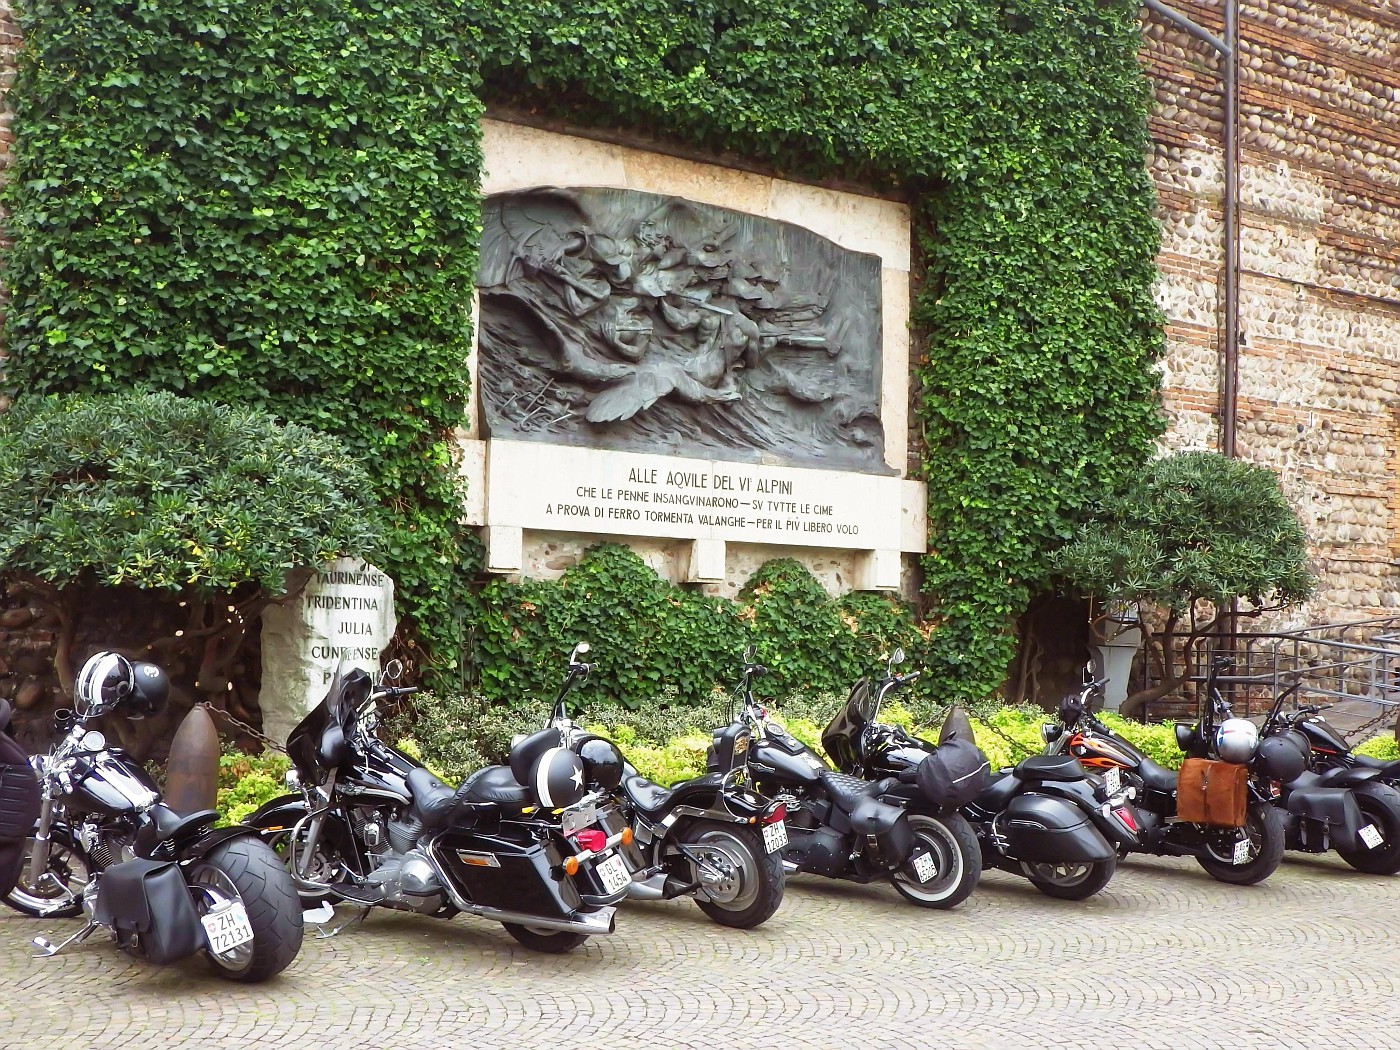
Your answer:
[1176,758,1248,827]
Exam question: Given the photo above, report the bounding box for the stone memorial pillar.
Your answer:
[259,558,398,748]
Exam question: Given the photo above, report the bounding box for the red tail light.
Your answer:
[575,829,607,853]
[1113,806,1139,833]
[762,802,787,825]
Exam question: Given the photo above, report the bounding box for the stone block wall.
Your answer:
[1143,0,1400,629]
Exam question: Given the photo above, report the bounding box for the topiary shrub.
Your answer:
[0,391,381,722]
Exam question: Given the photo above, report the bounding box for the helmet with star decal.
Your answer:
[531,746,588,809]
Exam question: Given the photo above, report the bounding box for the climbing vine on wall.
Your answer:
[6,0,1164,703]
[4,0,485,687]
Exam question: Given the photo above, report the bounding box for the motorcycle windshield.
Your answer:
[821,679,873,772]
[286,659,370,781]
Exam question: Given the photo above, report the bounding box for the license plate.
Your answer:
[1360,823,1384,850]
[762,820,788,854]
[912,851,938,883]
[594,852,631,894]
[201,901,254,955]
[1232,838,1252,866]
[1102,767,1121,795]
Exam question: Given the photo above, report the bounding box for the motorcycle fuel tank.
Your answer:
[749,731,827,787]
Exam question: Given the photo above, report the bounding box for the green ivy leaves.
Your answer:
[6,0,1165,706]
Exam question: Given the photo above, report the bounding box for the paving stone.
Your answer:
[0,854,1396,1048]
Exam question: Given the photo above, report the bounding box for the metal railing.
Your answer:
[1155,615,1400,731]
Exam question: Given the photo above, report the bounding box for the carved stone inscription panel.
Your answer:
[477,187,888,474]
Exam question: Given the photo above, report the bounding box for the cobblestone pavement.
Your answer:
[2,853,1398,1050]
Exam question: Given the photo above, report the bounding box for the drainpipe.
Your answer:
[1221,0,1240,460]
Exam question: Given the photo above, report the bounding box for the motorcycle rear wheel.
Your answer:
[1336,783,1400,875]
[683,821,785,929]
[1021,854,1116,901]
[502,923,589,953]
[189,837,304,982]
[1195,801,1284,886]
[2,828,92,918]
[891,812,981,909]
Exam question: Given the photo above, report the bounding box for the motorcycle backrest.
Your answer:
[509,728,562,786]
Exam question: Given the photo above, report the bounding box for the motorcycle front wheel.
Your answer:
[188,837,304,982]
[682,821,785,929]
[1195,801,1284,885]
[891,812,981,909]
[2,827,92,918]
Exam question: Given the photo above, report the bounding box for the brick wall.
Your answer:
[1144,0,1400,627]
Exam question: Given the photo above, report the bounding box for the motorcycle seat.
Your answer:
[819,771,891,815]
[459,765,532,808]
[1013,755,1085,783]
[622,772,725,818]
[1353,754,1400,775]
[622,773,674,816]
[406,767,459,829]
[146,804,219,844]
[1135,756,1178,794]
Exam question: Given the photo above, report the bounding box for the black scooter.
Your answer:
[542,643,789,929]
[248,659,629,953]
[746,648,986,909]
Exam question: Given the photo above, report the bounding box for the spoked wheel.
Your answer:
[682,821,784,929]
[502,923,589,954]
[2,828,92,918]
[262,822,346,906]
[891,813,981,910]
[1196,801,1284,886]
[188,837,304,982]
[1021,854,1117,901]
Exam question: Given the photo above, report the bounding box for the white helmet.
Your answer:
[75,651,134,713]
[1215,718,1259,764]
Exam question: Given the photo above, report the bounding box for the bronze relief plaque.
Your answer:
[477,187,889,474]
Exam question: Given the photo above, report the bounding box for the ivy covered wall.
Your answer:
[3,0,1164,704]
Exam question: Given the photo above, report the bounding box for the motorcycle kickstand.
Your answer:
[314,906,371,939]
[32,920,99,958]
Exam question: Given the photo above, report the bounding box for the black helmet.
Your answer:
[530,746,586,809]
[1256,733,1308,784]
[577,736,625,790]
[127,662,170,719]
[75,651,134,713]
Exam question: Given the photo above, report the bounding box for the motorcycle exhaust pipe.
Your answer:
[625,872,697,901]
[469,904,617,936]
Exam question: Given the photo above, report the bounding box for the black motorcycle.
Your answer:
[3,657,304,981]
[1249,672,1400,875]
[961,732,1142,900]
[248,659,629,953]
[0,699,40,899]
[545,643,787,929]
[746,648,986,909]
[1045,668,1286,885]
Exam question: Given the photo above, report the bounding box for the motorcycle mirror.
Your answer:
[889,647,905,668]
[571,642,591,663]
[743,644,756,663]
[382,658,404,683]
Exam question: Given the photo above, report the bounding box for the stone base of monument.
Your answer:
[260,558,398,748]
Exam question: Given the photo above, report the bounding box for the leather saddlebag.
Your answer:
[0,728,40,899]
[1176,758,1248,827]
[94,858,206,965]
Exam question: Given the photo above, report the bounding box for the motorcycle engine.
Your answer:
[364,847,446,914]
